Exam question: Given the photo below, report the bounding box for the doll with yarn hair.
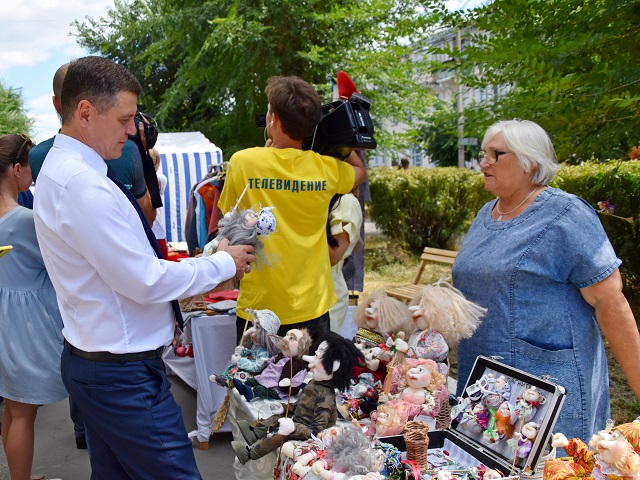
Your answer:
[203,205,276,267]
[279,424,385,480]
[310,425,386,480]
[392,280,486,375]
[353,290,415,341]
[211,308,281,387]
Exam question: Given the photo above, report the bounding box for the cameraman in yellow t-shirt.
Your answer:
[219,76,367,349]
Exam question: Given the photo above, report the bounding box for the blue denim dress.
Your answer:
[452,187,620,441]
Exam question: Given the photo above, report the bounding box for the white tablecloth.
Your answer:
[163,312,237,442]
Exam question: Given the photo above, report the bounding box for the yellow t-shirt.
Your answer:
[219,147,356,325]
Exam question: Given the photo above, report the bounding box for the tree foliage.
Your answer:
[73,0,441,158]
[0,80,33,136]
[427,0,640,162]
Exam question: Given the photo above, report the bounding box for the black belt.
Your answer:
[64,339,165,363]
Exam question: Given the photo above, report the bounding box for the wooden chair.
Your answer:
[384,247,458,304]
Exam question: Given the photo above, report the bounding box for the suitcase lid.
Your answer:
[449,356,566,476]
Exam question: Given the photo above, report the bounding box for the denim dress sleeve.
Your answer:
[451,187,620,442]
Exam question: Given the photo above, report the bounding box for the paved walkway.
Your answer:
[0,376,236,479]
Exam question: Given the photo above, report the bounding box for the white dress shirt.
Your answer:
[34,134,235,353]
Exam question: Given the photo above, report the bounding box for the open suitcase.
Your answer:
[380,356,566,479]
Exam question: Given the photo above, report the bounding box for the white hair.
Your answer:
[482,119,559,186]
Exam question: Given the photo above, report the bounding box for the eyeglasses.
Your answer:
[479,148,509,165]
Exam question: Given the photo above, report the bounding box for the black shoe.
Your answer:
[76,435,88,449]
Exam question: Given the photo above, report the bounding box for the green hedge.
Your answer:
[551,161,640,288]
[368,167,492,251]
[368,161,640,288]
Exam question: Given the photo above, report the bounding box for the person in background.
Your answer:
[398,155,410,170]
[327,187,363,334]
[33,56,255,479]
[219,75,367,349]
[0,134,68,480]
[150,147,168,259]
[28,62,156,225]
[452,119,640,442]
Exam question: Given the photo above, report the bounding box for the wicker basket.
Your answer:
[436,400,451,430]
[404,420,430,470]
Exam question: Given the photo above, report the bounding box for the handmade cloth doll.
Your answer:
[392,280,486,375]
[494,401,517,441]
[513,386,546,422]
[545,419,640,480]
[370,358,446,437]
[380,357,448,428]
[310,425,386,480]
[232,331,364,464]
[337,370,382,421]
[340,291,414,420]
[353,290,415,341]
[279,425,344,478]
[459,403,491,435]
[337,340,387,421]
[480,392,507,444]
[211,308,281,387]
[234,328,312,401]
[203,205,276,266]
[507,421,539,459]
[492,375,512,401]
[398,359,444,413]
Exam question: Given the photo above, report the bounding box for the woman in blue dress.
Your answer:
[452,120,640,442]
[0,134,68,479]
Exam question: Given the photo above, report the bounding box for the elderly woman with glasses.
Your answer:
[0,134,68,479]
[452,119,640,442]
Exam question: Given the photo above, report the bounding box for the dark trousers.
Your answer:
[61,348,201,479]
[69,396,85,438]
[236,312,330,354]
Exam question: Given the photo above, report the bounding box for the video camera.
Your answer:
[130,112,158,150]
[302,92,377,159]
[128,111,163,209]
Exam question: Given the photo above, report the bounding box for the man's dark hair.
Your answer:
[266,76,322,141]
[60,56,143,124]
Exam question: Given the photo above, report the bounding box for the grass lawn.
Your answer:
[361,230,640,424]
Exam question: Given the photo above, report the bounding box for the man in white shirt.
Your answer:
[33,56,254,479]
